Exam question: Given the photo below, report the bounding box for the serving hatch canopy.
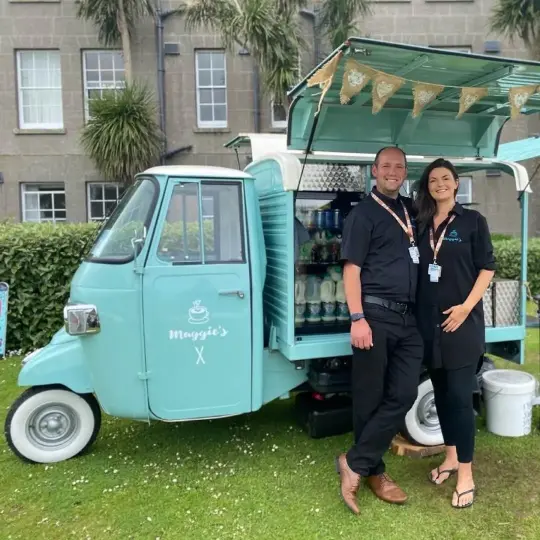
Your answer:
[286,38,540,159]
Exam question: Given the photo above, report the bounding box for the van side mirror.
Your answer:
[131,226,147,271]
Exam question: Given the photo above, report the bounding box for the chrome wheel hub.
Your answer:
[417,391,440,432]
[27,403,80,449]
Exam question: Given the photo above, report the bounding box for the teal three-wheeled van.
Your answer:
[4,38,537,463]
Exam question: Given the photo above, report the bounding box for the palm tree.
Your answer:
[180,0,370,104]
[80,84,163,185]
[490,0,540,57]
[75,0,156,83]
[317,0,371,51]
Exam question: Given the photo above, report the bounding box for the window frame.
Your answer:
[457,176,473,204]
[16,49,63,130]
[160,180,246,266]
[82,49,125,121]
[270,99,287,129]
[86,182,125,222]
[195,50,228,129]
[20,182,66,224]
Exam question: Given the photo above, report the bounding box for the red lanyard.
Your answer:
[371,192,416,246]
[429,215,456,263]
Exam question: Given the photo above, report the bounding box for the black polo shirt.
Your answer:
[416,203,497,369]
[340,187,418,304]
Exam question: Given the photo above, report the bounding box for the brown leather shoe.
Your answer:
[366,473,408,504]
[335,454,361,514]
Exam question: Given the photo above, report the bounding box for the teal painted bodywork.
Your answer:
[18,329,92,393]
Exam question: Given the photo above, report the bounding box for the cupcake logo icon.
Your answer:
[188,300,210,325]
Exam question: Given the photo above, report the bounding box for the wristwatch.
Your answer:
[350,312,365,322]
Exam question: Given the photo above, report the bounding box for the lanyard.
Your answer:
[429,215,456,263]
[371,192,416,246]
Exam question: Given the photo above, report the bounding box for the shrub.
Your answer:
[0,222,100,354]
[492,237,540,297]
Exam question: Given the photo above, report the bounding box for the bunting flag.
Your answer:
[456,87,489,118]
[339,59,374,104]
[306,50,343,114]
[372,72,405,114]
[509,85,539,119]
[412,82,445,118]
[305,55,540,120]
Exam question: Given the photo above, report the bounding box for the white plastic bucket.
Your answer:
[482,369,540,437]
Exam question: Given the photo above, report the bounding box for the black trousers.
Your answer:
[429,364,477,463]
[346,303,424,477]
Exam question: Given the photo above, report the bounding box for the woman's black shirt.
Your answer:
[416,203,496,370]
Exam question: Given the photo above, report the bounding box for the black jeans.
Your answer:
[346,304,424,477]
[429,364,477,463]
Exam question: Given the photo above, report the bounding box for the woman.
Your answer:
[413,158,495,509]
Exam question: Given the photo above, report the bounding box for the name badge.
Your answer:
[428,263,441,282]
[409,246,420,264]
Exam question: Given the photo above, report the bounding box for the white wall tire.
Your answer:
[4,386,101,464]
[402,378,444,447]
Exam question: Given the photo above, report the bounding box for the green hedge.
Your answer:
[0,223,539,354]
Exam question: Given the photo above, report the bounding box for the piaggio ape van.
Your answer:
[4,38,536,463]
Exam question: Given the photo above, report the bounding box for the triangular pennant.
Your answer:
[372,72,405,114]
[508,85,539,119]
[456,87,488,118]
[412,82,445,118]
[339,59,374,104]
[307,51,343,114]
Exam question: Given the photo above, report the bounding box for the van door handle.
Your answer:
[219,290,245,299]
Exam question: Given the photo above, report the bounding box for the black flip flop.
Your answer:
[428,466,457,485]
[452,487,476,509]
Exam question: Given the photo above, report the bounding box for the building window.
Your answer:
[16,50,63,130]
[195,50,227,128]
[271,100,287,129]
[21,183,66,223]
[87,182,125,222]
[82,50,125,120]
[457,176,473,204]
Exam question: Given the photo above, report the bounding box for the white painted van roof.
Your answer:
[143,165,252,179]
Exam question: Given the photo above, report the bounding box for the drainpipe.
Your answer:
[155,2,178,164]
[253,63,261,133]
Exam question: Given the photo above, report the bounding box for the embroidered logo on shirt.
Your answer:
[444,229,462,243]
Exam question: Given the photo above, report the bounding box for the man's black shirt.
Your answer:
[340,186,418,304]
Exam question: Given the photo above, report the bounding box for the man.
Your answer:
[335,146,424,514]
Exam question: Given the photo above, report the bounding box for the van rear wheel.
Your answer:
[402,377,444,447]
[4,385,101,464]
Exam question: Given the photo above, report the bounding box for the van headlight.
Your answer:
[63,304,101,336]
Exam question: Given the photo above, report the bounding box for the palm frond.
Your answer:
[80,83,163,184]
[317,0,372,50]
[75,0,155,45]
[490,0,540,49]
[181,0,305,100]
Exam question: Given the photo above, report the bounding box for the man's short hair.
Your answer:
[373,146,408,168]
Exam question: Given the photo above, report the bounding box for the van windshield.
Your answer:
[87,176,158,263]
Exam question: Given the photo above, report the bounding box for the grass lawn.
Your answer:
[0,327,539,540]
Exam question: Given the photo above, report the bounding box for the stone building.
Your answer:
[0,0,538,235]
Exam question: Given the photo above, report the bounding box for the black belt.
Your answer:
[363,295,414,315]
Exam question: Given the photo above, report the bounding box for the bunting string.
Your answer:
[306,56,540,119]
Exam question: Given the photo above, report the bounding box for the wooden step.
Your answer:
[391,434,445,458]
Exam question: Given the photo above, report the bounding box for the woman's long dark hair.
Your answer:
[413,157,460,233]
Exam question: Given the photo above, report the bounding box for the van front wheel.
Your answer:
[4,385,101,464]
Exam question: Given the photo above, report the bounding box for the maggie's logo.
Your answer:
[445,229,462,242]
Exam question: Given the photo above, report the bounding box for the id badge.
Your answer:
[409,246,420,264]
[428,263,441,282]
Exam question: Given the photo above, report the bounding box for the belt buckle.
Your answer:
[396,302,408,314]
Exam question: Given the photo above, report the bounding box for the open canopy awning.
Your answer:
[496,136,540,162]
[287,38,540,158]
